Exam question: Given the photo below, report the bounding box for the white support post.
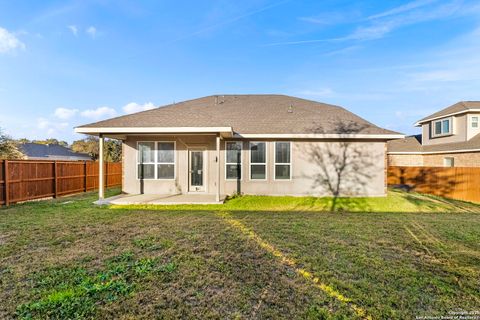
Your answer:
[216,135,221,202]
[98,134,105,199]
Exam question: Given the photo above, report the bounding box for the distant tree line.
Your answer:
[17,138,69,147]
[71,136,122,162]
[0,127,122,162]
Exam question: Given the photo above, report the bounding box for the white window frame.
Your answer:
[274,141,292,181]
[432,117,452,137]
[472,116,479,128]
[136,141,176,180]
[137,141,156,180]
[225,141,243,181]
[249,141,267,181]
[444,157,454,167]
[157,141,176,180]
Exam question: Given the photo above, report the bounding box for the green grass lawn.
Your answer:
[116,189,480,213]
[1,189,479,319]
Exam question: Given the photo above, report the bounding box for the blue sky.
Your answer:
[0,0,479,142]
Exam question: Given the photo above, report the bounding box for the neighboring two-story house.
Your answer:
[388,101,480,167]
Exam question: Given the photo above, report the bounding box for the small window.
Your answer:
[444,157,454,167]
[274,142,291,180]
[432,118,451,136]
[250,142,266,180]
[472,116,479,128]
[225,141,242,180]
[442,119,450,133]
[434,121,442,135]
[137,141,175,180]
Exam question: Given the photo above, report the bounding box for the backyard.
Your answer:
[1,189,479,319]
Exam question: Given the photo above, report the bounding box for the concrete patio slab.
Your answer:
[95,193,226,205]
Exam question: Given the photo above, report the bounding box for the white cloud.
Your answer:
[36,118,69,136]
[345,0,465,41]
[37,117,50,129]
[401,26,480,87]
[54,107,78,120]
[322,45,361,57]
[86,26,96,38]
[367,0,438,20]
[81,106,116,119]
[0,27,25,53]
[123,102,156,114]
[67,25,78,36]
[267,0,471,46]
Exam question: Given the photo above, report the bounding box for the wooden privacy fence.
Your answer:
[0,160,122,206]
[388,166,480,203]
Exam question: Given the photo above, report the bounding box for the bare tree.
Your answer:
[302,121,377,211]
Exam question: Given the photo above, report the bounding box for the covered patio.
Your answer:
[74,126,235,205]
[95,193,226,205]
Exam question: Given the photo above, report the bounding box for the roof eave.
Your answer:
[233,133,405,140]
[415,108,480,126]
[75,126,234,137]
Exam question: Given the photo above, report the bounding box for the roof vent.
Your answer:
[287,105,294,113]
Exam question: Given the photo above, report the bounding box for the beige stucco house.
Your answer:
[388,101,480,167]
[75,95,402,203]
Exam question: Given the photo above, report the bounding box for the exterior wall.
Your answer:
[388,154,424,166]
[422,114,467,146]
[466,112,480,140]
[388,152,480,167]
[221,139,386,197]
[423,152,480,167]
[123,135,387,197]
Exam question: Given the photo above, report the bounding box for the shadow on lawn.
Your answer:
[401,191,479,213]
[389,166,467,209]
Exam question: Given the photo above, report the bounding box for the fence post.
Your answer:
[53,161,58,198]
[84,161,88,192]
[3,160,9,206]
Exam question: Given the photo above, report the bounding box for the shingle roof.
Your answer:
[78,94,400,135]
[388,133,480,153]
[387,135,423,152]
[20,143,91,160]
[417,101,480,124]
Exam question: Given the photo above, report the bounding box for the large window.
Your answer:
[250,142,266,180]
[433,118,451,136]
[225,141,242,180]
[137,141,175,180]
[274,142,291,180]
